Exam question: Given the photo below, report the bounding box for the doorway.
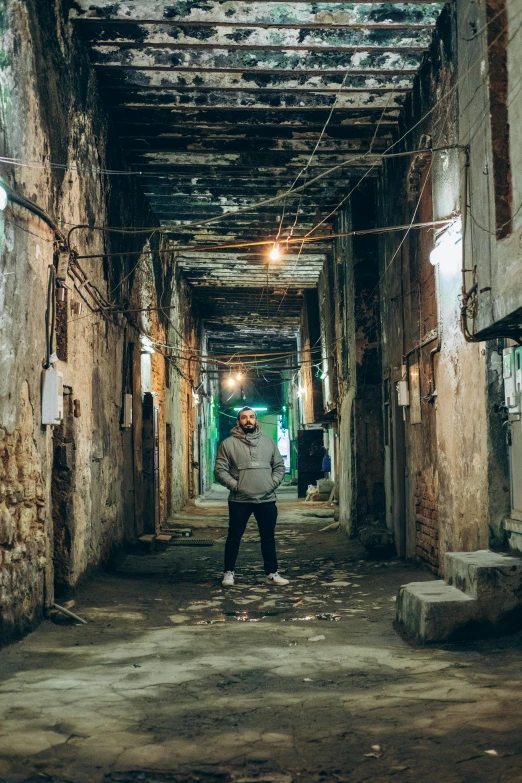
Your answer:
[142,392,160,533]
[297,428,324,498]
[51,388,74,596]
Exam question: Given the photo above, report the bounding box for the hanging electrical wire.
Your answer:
[280,5,521,249]
[44,265,56,369]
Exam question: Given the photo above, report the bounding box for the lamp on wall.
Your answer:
[429,217,462,273]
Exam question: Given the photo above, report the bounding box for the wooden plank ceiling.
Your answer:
[71,1,443,354]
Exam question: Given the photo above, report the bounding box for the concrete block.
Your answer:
[396,581,475,643]
[444,550,522,603]
[504,519,522,555]
[398,550,522,643]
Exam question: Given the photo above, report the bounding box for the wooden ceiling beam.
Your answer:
[138,163,380,175]
[110,107,400,125]
[123,138,389,154]
[115,121,395,137]
[142,189,351,199]
[106,90,406,110]
[89,47,423,72]
[127,149,383,165]
[95,68,415,92]
[79,23,433,50]
[70,1,444,23]
[71,2,442,27]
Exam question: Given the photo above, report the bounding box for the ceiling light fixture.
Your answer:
[233,406,268,412]
[226,376,236,388]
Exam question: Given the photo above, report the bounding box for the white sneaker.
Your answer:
[222,571,235,587]
[266,572,289,586]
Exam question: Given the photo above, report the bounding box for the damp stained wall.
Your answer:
[163,263,200,509]
[320,201,385,535]
[378,4,509,571]
[0,1,196,643]
[458,0,522,335]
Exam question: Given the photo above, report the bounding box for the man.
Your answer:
[214,406,289,587]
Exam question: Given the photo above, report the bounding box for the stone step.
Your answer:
[444,550,522,601]
[396,581,475,644]
[397,550,522,643]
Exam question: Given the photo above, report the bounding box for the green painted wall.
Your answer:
[256,413,278,442]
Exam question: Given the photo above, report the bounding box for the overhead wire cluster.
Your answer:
[2,2,521,373]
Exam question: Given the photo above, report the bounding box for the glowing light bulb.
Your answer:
[269,243,280,261]
[236,372,243,381]
[429,218,462,274]
[226,376,236,388]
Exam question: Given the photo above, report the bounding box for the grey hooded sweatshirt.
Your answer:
[214,423,285,503]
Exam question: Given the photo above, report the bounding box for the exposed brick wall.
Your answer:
[415,472,439,572]
[0,1,168,645]
[0,382,48,641]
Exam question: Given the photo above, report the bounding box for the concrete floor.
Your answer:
[1,490,522,783]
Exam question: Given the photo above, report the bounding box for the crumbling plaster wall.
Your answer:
[332,209,356,534]
[128,242,201,518]
[165,267,200,511]
[351,188,385,526]
[0,0,162,643]
[331,202,385,536]
[378,4,508,571]
[298,297,316,426]
[458,0,522,334]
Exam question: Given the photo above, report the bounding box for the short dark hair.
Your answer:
[236,406,256,420]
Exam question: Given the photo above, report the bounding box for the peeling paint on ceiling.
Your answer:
[70,0,443,351]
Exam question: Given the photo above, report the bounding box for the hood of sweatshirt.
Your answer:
[230,422,261,444]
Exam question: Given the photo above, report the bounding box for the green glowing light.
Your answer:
[233,406,268,412]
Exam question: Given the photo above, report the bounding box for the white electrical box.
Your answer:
[516,347,522,395]
[122,393,133,428]
[396,380,410,407]
[503,347,522,414]
[41,368,64,426]
[56,252,69,280]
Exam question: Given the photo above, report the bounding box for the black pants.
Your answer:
[224,501,278,575]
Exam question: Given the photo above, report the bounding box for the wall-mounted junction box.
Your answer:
[396,380,410,407]
[56,252,69,280]
[122,393,133,428]
[503,347,522,414]
[41,367,64,426]
[515,347,522,395]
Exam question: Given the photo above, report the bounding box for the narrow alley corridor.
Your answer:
[2,0,522,780]
[2,488,522,783]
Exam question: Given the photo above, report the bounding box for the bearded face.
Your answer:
[238,409,257,433]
